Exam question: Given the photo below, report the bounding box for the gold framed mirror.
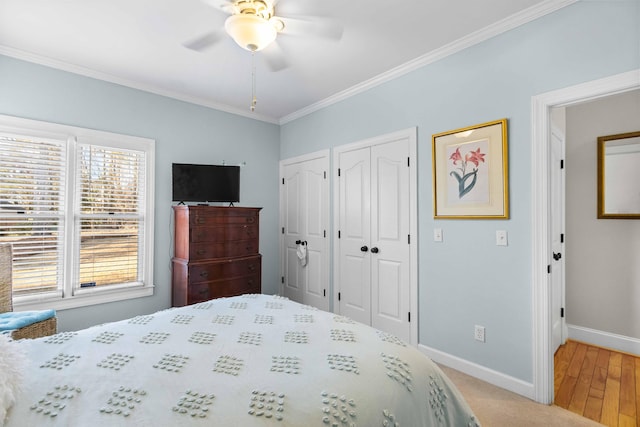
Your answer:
[597,130,640,218]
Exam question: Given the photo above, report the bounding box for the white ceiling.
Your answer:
[0,0,570,124]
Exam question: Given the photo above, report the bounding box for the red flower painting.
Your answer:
[449,147,486,198]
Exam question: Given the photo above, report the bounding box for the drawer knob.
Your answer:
[197,249,206,255]
[246,217,255,224]
[198,289,208,295]
[197,218,205,224]
[248,264,255,272]
[200,271,209,278]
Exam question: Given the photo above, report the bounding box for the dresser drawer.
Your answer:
[188,274,261,303]
[190,224,258,243]
[189,239,258,260]
[190,208,258,227]
[189,255,261,285]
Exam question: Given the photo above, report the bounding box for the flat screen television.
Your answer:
[172,163,240,203]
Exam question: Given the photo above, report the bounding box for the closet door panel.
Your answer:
[371,139,410,342]
[337,147,371,325]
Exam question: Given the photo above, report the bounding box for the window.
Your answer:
[0,115,154,310]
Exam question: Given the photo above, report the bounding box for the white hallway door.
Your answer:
[280,151,329,311]
[550,125,567,354]
[334,129,416,343]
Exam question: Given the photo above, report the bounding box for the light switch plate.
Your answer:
[434,228,443,242]
[496,230,508,246]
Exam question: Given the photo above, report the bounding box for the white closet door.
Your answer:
[370,138,410,342]
[301,157,329,310]
[282,161,304,303]
[337,146,371,325]
[280,152,329,311]
[334,129,415,344]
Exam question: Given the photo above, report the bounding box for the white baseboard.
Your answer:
[419,344,535,400]
[567,324,640,355]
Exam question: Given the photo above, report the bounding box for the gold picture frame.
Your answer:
[432,118,509,219]
[597,130,640,219]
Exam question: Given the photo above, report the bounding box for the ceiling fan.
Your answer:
[184,0,343,72]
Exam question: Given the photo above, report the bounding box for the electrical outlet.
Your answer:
[474,325,486,342]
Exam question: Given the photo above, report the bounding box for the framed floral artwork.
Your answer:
[432,118,509,219]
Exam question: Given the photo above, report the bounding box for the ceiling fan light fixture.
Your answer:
[225,13,277,52]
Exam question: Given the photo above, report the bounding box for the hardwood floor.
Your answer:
[555,340,640,427]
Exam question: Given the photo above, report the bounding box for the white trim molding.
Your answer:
[568,325,640,356]
[531,69,640,404]
[0,1,575,125]
[419,344,535,399]
[280,0,576,124]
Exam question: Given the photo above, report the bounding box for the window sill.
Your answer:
[13,285,155,312]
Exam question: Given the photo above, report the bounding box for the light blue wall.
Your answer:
[280,1,640,383]
[0,55,281,331]
[1,0,638,385]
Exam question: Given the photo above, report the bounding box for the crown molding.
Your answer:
[0,46,280,125]
[0,0,576,126]
[279,0,577,125]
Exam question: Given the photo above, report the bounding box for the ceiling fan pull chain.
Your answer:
[251,51,257,112]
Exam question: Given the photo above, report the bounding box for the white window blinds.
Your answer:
[0,133,66,297]
[0,115,154,310]
[75,144,145,289]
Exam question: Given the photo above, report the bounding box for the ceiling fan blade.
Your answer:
[262,42,289,72]
[278,15,343,41]
[201,0,236,14]
[183,30,225,51]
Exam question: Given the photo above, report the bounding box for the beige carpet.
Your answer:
[439,365,605,427]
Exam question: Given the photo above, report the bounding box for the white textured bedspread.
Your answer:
[5,294,480,426]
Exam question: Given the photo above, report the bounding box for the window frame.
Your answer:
[0,114,155,311]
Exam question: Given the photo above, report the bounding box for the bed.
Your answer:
[2,294,480,426]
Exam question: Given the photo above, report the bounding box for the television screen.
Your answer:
[172,163,240,203]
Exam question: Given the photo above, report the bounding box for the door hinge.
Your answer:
[338,292,341,301]
[338,230,341,239]
[407,157,410,167]
[324,230,326,238]
[407,234,410,244]
[560,233,564,243]
[338,168,341,177]
[282,178,285,184]
[323,289,326,297]
[561,307,565,318]
[324,171,327,179]
[281,276,284,284]
[547,265,551,274]
[560,159,564,169]
[281,227,285,234]
[408,312,411,322]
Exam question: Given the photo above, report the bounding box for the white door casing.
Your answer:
[280,150,330,311]
[333,127,418,345]
[531,69,640,404]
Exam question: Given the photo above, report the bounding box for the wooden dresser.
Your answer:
[171,205,261,306]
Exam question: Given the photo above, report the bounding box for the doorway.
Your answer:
[531,69,640,404]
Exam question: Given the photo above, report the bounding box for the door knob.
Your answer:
[360,246,368,252]
[371,247,379,254]
[553,252,562,261]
